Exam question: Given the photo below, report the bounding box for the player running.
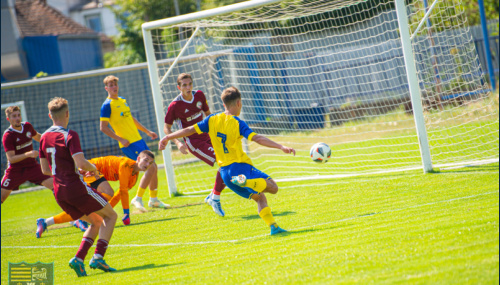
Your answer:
[1,106,53,204]
[35,151,156,238]
[159,87,295,235]
[39,97,118,276]
[164,73,226,216]
[100,75,169,211]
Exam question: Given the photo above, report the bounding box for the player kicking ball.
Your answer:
[164,73,226,216]
[159,87,295,235]
[39,97,117,276]
[35,151,156,237]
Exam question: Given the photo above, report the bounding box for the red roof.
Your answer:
[15,0,97,36]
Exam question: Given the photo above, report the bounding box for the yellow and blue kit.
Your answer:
[194,113,271,198]
[100,96,142,148]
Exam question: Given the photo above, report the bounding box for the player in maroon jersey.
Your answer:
[1,106,53,204]
[164,73,226,216]
[39,97,118,277]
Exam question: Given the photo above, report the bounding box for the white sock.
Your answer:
[45,217,55,226]
[212,194,220,200]
[76,257,84,262]
[93,253,103,260]
[150,197,158,202]
[134,196,142,202]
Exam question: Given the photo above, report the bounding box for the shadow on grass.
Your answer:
[115,216,196,228]
[358,212,378,217]
[106,263,184,274]
[239,211,296,221]
[170,202,204,209]
[233,224,348,244]
[434,164,499,174]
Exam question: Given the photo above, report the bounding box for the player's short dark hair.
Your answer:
[221,87,241,107]
[103,75,119,86]
[140,150,155,159]
[48,97,68,119]
[177,73,192,86]
[5,106,20,118]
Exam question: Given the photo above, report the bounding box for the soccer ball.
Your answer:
[310,142,331,163]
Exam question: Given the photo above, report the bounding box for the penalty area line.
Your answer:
[2,191,497,249]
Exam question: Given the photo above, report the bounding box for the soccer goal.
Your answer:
[142,0,499,196]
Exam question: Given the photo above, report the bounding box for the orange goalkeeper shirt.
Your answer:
[88,156,139,193]
[86,156,138,211]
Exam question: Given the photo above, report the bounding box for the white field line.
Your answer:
[2,191,497,249]
[181,170,499,195]
[11,159,498,196]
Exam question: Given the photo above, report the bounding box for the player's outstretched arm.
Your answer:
[32,132,42,142]
[100,121,130,147]
[164,123,188,154]
[40,158,52,176]
[73,153,97,173]
[158,126,196,151]
[251,134,296,156]
[133,116,158,140]
[5,150,39,164]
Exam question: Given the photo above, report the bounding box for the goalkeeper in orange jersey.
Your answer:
[35,150,156,237]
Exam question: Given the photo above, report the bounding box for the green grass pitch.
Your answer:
[1,163,498,284]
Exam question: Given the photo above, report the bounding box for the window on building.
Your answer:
[85,14,103,33]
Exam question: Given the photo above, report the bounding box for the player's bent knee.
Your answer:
[98,182,114,197]
[42,178,53,190]
[1,189,12,203]
[85,213,104,227]
[104,206,118,222]
[266,180,278,194]
[150,162,157,173]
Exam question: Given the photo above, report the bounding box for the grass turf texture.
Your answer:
[1,163,498,284]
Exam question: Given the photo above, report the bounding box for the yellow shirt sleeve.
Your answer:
[194,124,203,134]
[247,132,256,141]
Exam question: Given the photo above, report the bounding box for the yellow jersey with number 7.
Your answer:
[194,113,256,167]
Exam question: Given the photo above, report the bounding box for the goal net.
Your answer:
[143,0,499,195]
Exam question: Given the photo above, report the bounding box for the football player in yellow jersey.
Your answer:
[100,75,168,211]
[35,151,156,237]
[159,87,296,235]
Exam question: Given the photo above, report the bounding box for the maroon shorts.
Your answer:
[1,165,51,191]
[54,182,108,220]
[184,136,217,167]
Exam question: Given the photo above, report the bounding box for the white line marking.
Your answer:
[2,191,497,249]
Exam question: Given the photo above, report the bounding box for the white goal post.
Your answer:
[142,0,499,196]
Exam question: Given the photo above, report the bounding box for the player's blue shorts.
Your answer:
[121,139,150,160]
[220,162,271,199]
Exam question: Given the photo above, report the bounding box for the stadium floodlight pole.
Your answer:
[395,0,433,173]
[143,28,178,196]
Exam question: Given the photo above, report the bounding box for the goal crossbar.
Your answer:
[142,0,499,196]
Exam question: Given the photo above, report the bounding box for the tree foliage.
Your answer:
[104,0,246,67]
[104,0,499,68]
